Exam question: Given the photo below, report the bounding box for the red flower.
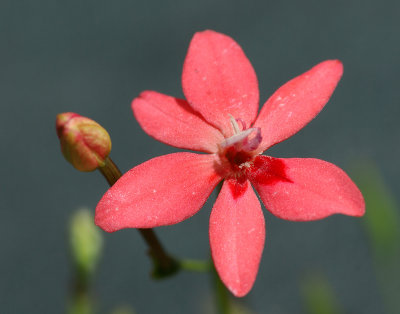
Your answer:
[95,30,365,296]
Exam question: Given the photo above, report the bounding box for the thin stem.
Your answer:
[179,259,213,272]
[98,157,178,277]
[98,157,121,186]
[69,272,93,314]
[212,182,231,314]
[213,265,231,314]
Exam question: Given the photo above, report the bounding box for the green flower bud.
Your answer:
[70,208,103,279]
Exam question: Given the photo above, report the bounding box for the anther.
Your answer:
[229,114,241,134]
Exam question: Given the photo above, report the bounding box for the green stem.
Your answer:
[213,266,231,314]
[98,157,121,186]
[212,181,231,314]
[99,157,178,277]
[69,275,93,314]
[179,259,213,272]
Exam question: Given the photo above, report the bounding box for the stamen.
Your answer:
[229,114,240,134]
[235,118,246,131]
[220,128,255,149]
[220,115,262,153]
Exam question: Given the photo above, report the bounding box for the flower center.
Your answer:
[217,116,262,177]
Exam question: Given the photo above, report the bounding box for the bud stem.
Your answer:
[98,157,178,277]
[98,157,122,186]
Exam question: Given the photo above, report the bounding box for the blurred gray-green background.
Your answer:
[1,0,399,313]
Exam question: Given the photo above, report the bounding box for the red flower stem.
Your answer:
[99,157,178,276]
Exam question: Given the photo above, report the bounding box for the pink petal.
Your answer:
[254,60,343,152]
[95,153,222,232]
[249,156,365,221]
[182,30,259,137]
[209,179,265,297]
[132,91,224,153]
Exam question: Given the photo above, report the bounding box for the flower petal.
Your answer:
[182,30,259,137]
[254,60,343,152]
[95,153,222,232]
[249,156,365,221]
[209,179,265,297]
[132,91,224,153]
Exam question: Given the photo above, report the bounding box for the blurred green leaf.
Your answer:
[350,160,400,313]
[111,305,136,314]
[351,161,400,260]
[301,273,342,314]
[229,301,255,314]
[68,293,93,314]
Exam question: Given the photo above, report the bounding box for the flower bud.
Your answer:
[70,208,103,278]
[56,112,111,171]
